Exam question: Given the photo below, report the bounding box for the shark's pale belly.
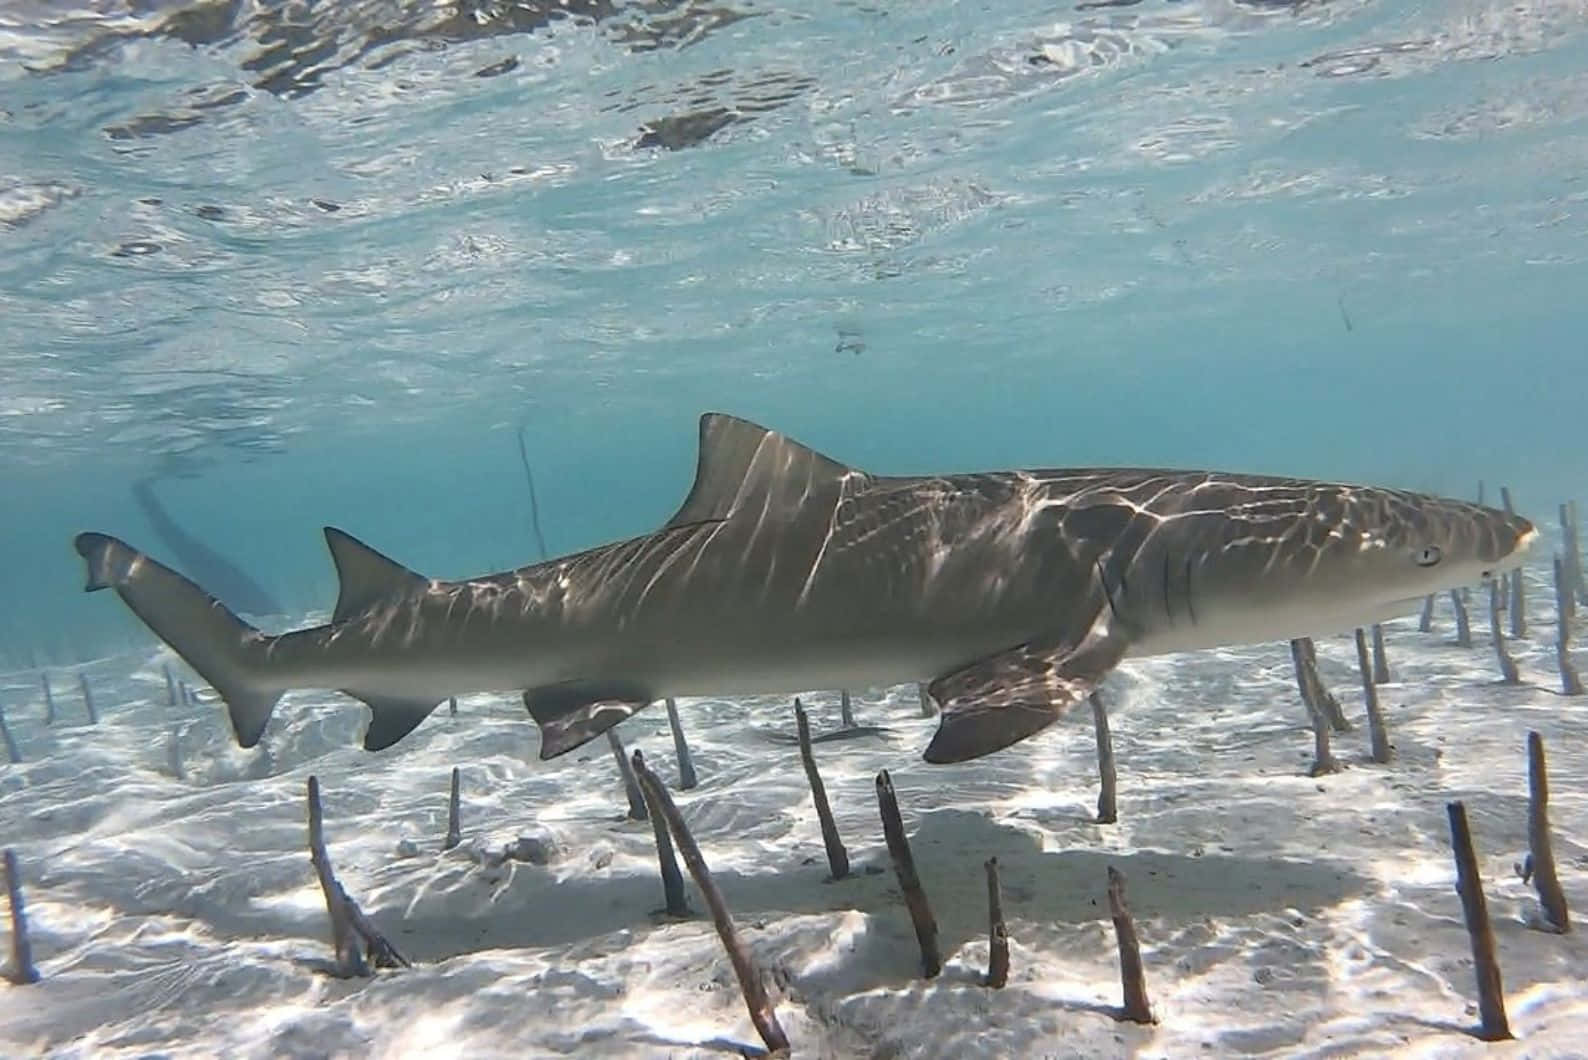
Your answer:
[656,597,1432,695]
[316,585,1441,703]
[601,622,1035,700]
[1125,594,1431,659]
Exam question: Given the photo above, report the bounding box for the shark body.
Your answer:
[75,414,1536,763]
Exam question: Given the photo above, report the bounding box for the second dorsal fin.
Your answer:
[663,413,866,528]
[323,527,428,623]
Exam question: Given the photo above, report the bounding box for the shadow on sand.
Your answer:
[372,807,1370,966]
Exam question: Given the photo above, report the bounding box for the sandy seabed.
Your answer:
[2,564,1586,1059]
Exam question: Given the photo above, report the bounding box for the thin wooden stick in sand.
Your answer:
[448,696,457,717]
[632,750,688,917]
[1508,569,1527,638]
[1521,732,1570,933]
[664,696,698,790]
[1446,800,1512,1041]
[630,752,788,1055]
[1371,623,1390,684]
[794,698,849,881]
[1553,556,1584,696]
[306,776,408,977]
[875,769,941,978]
[1418,593,1437,633]
[163,664,177,707]
[515,425,550,562]
[165,725,183,781]
[1563,500,1586,609]
[984,857,1009,988]
[3,848,39,985]
[1306,689,1338,775]
[40,673,54,726]
[606,728,648,821]
[1106,866,1154,1023]
[77,673,97,725]
[1299,637,1350,732]
[1450,589,1473,647]
[1353,628,1392,764]
[444,767,462,851]
[1291,639,1340,776]
[1559,511,1579,623]
[1487,581,1521,685]
[840,689,855,729]
[0,706,20,765]
[1501,489,1526,637]
[1091,691,1118,824]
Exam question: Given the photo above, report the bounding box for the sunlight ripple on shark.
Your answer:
[74,414,1537,763]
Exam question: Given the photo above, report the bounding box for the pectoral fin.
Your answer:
[523,681,654,760]
[923,629,1128,764]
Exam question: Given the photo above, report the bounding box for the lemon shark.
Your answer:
[74,413,1537,763]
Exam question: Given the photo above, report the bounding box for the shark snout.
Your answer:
[1514,521,1539,557]
[1489,513,1536,573]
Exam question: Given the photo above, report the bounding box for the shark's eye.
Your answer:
[1414,545,1443,567]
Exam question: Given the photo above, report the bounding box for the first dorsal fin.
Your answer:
[323,527,427,623]
[664,413,867,528]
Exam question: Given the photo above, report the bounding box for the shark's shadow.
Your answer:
[50,806,1367,977]
[131,477,282,617]
[371,808,1371,973]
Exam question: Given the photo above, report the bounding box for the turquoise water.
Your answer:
[2,1,1585,666]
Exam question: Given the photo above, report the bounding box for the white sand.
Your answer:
[3,561,1586,1058]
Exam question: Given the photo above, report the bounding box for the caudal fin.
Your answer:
[74,532,282,746]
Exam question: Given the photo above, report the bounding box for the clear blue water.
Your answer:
[2,0,1585,666]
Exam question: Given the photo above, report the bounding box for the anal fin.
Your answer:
[345,691,444,751]
[523,681,654,760]
[923,630,1128,764]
